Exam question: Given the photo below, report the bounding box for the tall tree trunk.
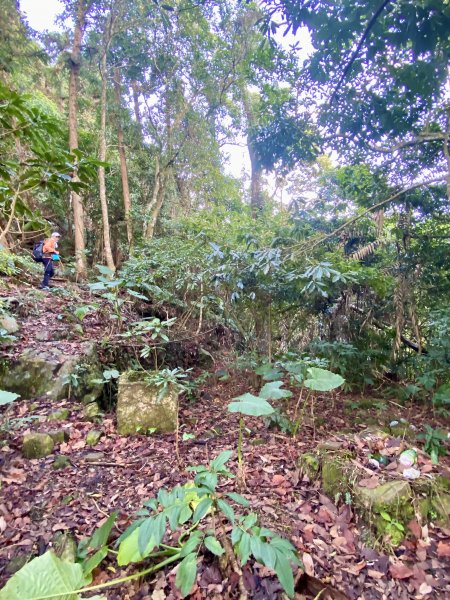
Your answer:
[131,80,143,142]
[144,157,162,238]
[242,88,263,217]
[145,170,168,239]
[113,67,133,247]
[98,39,116,272]
[68,0,88,279]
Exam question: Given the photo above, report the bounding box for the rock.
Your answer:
[84,452,104,463]
[0,341,104,401]
[0,315,19,334]
[84,403,100,420]
[432,492,450,526]
[48,429,70,444]
[317,441,343,451]
[116,371,178,435]
[48,409,69,421]
[35,330,51,342]
[53,455,71,470]
[321,455,349,497]
[355,480,412,512]
[53,532,77,562]
[86,430,102,446]
[5,555,31,575]
[22,433,54,459]
[298,453,320,480]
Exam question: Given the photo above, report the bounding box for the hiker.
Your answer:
[40,232,61,290]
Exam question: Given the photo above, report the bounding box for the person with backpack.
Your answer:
[39,232,61,290]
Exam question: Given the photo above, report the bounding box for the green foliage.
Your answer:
[303,367,345,392]
[143,367,192,401]
[0,389,20,406]
[228,392,275,417]
[0,551,104,600]
[418,426,448,465]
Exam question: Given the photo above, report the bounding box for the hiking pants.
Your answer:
[42,258,54,287]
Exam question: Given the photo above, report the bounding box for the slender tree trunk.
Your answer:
[131,80,143,142]
[113,67,133,247]
[68,0,88,279]
[144,156,161,238]
[145,171,167,239]
[242,88,263,217]
[98,40,116,272]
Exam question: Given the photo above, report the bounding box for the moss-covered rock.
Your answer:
[0,315,19,334]
[52,455,71,470]
[431,492,450,526]
[321,454,350,497]
[48,409,69,421]
[22,433,54,458]
[48,429,69,444]
[116,372,178,435]
[0,341,103,401]
[53,532,77,562]
[298,453,320,480]
[84,403,100,420]
[86,430,102,446]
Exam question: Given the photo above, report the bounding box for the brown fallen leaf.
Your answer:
[408,518,422,539]
[418,582,433,595]
[389,562,414,579]
[436,541,450,558]
[302,552,314,576]
[3,468,27,484]
[271,474,286,487]
[358,476,379,489]
[367,569,384,580]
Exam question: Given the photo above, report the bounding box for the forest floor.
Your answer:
[1,280,450,600]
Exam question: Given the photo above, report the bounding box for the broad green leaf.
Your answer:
[82,547,108,578]
[204,536,224,556]
[259,541,277,570]
[194,471,217,492]
[0,551,88,600]
[88,512,117,551]
[175,552,197,598]
[217,499,235,524]
[242,513,258,529]
[228,393,274,417]
[303,368,345,392]
[117,527,154,566]
[182,432,195,441]
[255,365,283,381]
[210,450,233,471]
[192,497,212,522]
[380,511,391,522]
[231,527,243,546]
[237,532,251,564]
[0,390,20,405]
[179,505,192,524]
[274,551,295,599]
[226,492,250,507]
[179,531,202,558]
[259,381,293,401]
[138,518,157,556]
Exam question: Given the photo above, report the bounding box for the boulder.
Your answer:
[48,429,69,444]
[22,433,54,458]
[48,409,69,421]
[0,341,104,401]
[354,480,412,513]
[52,455,71,470]
[116,371,178,435]
[86,430,102,446]
[0,315,19,334]
[84,403,100,420]
[298,453,320,480]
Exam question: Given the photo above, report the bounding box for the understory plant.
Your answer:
[0,451,301,599]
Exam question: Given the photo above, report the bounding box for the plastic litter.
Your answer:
[399,448,417,467]
[403,467,420,480]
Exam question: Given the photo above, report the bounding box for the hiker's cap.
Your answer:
[52,232,61,237]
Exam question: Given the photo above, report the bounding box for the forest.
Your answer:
[0,0,449,598]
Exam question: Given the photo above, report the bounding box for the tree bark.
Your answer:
[98,29,116,273]
[131,80,143,143]
[144,157,166,238]
[242,88,263,217]
[68,0,88,279]
[113,67,133,247]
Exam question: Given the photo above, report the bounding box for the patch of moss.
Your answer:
[298,453,320,480]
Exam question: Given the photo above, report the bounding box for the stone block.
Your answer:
[116,372,178,435]
[22,432,54,458]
